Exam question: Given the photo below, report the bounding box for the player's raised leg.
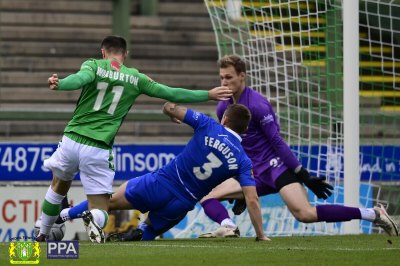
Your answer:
[281,183,399,236]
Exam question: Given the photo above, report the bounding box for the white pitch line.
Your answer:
[78,242,400,251]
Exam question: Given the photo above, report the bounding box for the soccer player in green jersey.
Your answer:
[36,35,233,243]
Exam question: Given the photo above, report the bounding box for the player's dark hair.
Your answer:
[224,104,251,134]
[218,55,246,74]
[101,35,127,54]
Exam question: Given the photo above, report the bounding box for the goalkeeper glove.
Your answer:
[296,167,333,199]
[232,199,247,215]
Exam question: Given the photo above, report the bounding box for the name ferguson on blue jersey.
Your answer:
[204,136,238,170]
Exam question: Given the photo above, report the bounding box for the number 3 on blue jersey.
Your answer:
[193,152,223,180]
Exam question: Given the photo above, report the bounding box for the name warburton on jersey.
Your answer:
[96,66,139,85]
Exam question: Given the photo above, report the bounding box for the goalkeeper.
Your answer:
[199,55,399,238]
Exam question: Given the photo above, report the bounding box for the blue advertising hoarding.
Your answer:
[0,144,183,181]
[0,144,399,181]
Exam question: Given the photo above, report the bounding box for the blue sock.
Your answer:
[68,200,89,220]
[138,223,157,241]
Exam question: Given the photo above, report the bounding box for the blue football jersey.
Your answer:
[157,109,255,204]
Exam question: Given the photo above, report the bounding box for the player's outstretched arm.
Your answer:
[163,102,187,124]
[139,73,232,103]
[242,186,270,241]
[49,60,96,91]
[208,86,233,101]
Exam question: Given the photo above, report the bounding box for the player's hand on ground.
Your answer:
[256,236,271,241]
[296,167,333,199]
[48,74,59,90]
[208,86,233,101]
[232,199,247,215]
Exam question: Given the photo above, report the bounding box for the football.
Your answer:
[34,219,66,241]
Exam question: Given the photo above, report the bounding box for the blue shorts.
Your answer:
[124,172,194,234]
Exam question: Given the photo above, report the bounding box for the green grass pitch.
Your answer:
[0,235,398,266]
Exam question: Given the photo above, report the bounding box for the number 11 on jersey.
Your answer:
[93,82,124,115]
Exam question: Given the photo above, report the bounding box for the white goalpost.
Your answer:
[342,0,360,234]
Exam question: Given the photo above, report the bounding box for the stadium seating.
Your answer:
[1,0,397,142]
[0,0,219,142]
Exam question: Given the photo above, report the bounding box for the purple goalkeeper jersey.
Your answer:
[216,87,301,194]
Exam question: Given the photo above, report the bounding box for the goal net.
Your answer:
[204,0,400,236]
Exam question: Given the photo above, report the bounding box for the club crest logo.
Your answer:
[269,157,283,168]
[260,114,274,125]
[111,60,121,71]
[9,240,40,264]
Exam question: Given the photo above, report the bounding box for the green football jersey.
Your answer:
[58,58,209,146]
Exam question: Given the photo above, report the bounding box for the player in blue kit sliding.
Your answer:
[59,102,270,241]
